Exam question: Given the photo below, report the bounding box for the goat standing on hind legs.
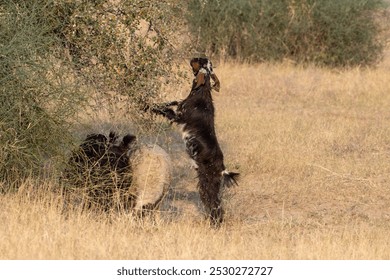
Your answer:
[151,57,239,227]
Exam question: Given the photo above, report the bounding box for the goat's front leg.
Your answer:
[162,100,179,107]
[150,101,179,121]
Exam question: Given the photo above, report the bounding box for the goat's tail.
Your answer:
[221,170,240,188]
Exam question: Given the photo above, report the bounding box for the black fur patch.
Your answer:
[63,132,137,211]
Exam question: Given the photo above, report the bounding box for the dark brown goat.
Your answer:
[151,58,239,226]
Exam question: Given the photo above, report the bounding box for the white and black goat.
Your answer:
[63,132,171,216]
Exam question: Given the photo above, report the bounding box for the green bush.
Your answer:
[0,1,83,187]
[187,0,386,66]
[0,0,182,188]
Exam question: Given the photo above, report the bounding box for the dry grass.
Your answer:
[2,57,390,259]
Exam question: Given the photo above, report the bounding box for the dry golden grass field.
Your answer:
[1,55,390,259]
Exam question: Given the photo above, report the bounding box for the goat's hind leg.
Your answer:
[198,176,224,227]
[201,190,224,227]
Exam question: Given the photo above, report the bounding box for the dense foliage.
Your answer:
[0,1,77,186]
[187,0,386,66]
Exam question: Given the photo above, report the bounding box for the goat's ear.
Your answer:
[122,134,136,147]
[109,131,119,143]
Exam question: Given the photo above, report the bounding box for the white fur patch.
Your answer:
[199,68,207,75]
[190,159,198,170]
[206,60,214,74]
[182,129,191,141]
[130,144,172,211]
